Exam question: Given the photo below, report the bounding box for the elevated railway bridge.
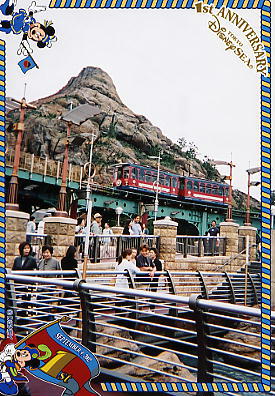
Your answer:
[5,149,261,234]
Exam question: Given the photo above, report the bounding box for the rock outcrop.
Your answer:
[8,66,211,186]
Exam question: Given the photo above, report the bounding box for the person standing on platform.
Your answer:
[207,220,220,255]
[12,242,37,323]
[38,245,61,271]
[149,247,162,292]
[136,244,156,290]
[115,249,140,289]
[131,215,142,235]
[26,216,36,243]
[12,242,37,271]
[90,213,103,262]
[101,223,114,258]
[61,246,78,271]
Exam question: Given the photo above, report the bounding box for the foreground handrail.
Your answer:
[6,273,274,320]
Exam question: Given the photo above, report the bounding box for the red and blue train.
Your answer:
[113,163,229,206]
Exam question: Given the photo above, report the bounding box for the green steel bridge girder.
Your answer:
[6,166,260,233]
[5,167,80,190]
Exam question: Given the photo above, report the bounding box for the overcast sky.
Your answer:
[5,3,273,200]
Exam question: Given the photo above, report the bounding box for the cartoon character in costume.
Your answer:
[0,0,56,54]
[0,343,48,395]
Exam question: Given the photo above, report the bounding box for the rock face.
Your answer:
[8,66,209,186]
[7,66,260,209]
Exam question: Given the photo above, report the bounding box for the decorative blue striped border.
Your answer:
[1,0,271,392]
[0,40,5,340]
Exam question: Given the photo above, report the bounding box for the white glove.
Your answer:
[17,40,33,56]
[28,1,46,13]
[0,344,16,362]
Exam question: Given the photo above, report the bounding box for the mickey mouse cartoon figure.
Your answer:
[0,343,45,395]
[0,0,56,56]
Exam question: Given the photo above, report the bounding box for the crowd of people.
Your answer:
[115,244,162,290]
[12,242,78,272]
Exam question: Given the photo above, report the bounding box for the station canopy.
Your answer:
[6,97,20,114]
[60,104,101,126]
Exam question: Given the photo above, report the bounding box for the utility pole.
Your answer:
[7,97,36,211]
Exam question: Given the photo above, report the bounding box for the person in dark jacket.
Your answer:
[12,242,37,323]
[61,246,78,305]
[12,242,37,271]
[61,246,78,271]
[149,247,162,292]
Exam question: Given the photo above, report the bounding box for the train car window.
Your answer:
[206,184,212,194]
[123,167,129,178]
[187,180,193,190]
[165,176,170,186]
[218,186,223,196]
[131,167,137,179]
[172,177,178,188]
[212,185,218,195]
[179,179,185,189]
[139,169,145,181]
[225,187,229,196]
[145,172,152,183]
[117,168,122,178]
[193,181,199,191]
[199,183,205,193]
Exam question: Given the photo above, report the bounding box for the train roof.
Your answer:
[112,163,228,186]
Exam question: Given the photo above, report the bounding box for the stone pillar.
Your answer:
[44,217,77,262]
[153,216,178,270]
[6,210,29,268]
[271,230,275,310]
[238,225,257,261]
[219,222,239,257]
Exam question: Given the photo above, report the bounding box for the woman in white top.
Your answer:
[115,249,140,289]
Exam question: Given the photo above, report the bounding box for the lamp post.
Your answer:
[149,151,162,222]
[6,97,36,211]
[245,167,260,226]
[83,133,97,280]
[209,160,236,222]
[115,206,123,226]
[55,121,71,217]
[56,104,100,217]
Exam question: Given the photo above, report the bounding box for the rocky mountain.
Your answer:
[7,66,259,210]
[8,67,216,185]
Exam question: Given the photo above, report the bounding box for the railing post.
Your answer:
[183,238,187,258]
[125,269,138,324]
[223,237,227,256]
[223,272,236,304]
[73,278,96,351]
[188,294,214,395]
[165,270,178,318]
[30,153,34,177]
[197,271,209,299]
[248,273,259,306]
[165,270,177,295]
[198,238,203,257]
[44,155,48,180]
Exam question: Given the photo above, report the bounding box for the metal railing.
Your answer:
[5,272,274,395]
[176,236,226,257]
[9,269,261,306]
[6,148,83,183]
[74,234,160,263]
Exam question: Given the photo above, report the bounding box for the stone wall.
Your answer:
[6,210,29,268]
[238,225,257,261]
[153,217,178,270]
[44,217,77,262]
